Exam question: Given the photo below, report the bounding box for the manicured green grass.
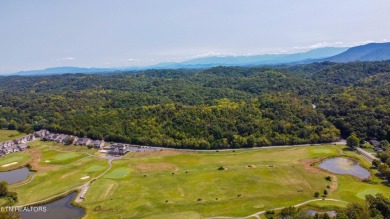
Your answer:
[0,130,25,143]
[28,140,99,154]
[27,141,90,165]
[103,167,131,179]
[307,200,349,209]
[9,144,390,219]
[83,146,367,219]
[328,175,389,203]
[85,165,107,173]
[11,157,109,205]
[0,152,32,171]
[39,149,86,165]
[308,148,335,154]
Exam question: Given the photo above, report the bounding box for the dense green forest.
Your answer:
[0,61,389,149]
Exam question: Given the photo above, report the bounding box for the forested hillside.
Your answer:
[0,61,389,149]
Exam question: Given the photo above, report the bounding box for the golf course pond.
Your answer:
[318,157,370,179]
[0,167,32,184]
[21,192,85,219]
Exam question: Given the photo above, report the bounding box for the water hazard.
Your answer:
[319,157,370,179]
[20,192,85,219]
[0,167,31,184]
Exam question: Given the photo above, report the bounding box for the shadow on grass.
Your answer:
[342,147,354,152]
[380,180,390,187]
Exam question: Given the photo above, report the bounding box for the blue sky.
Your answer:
[0,0,389,73]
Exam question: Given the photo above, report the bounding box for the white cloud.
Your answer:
[128,58,135,62]
[293,42,345,51]
[350,40,374,46]
[309,41,344,49]
[56,57,75,61]
[194,51,237,58]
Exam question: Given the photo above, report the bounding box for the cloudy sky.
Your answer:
[0,0,389,73]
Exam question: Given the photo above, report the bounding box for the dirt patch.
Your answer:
[24,148,59,171]
[135,163,180,172]
[246,165,256,168]
[329,175,338,192]
[300,158,339,191]
[300,158,323,174]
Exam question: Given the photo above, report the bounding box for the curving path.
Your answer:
[15,187,83,208]
[73,159,113,203]
[13,140,349,210]
[206,198,349,219]
[10,154,93,188]
[17,158,113,207]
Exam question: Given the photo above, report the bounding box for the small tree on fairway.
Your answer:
[314,192,320,197]
[323,190,328,196]
[346,133,360,148]
[0,181,8,197]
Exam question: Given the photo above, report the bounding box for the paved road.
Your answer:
[170,140,347,153]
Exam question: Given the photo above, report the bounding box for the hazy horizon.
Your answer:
[1,0,389,73]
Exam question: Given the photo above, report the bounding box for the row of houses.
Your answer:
[0,134,35,157]
[1,129,162,158]
[34,130,133,156]
[41,132,105,149]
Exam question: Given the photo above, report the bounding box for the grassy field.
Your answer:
[307,200,349,209]
[1,142,389,218]
[79,145,390,219]
[1,139,109,205]
[0,130,25,143]
[12,157,109,204]
[28,142,89,165]
[27,140,99,155]
[0,152,32,171]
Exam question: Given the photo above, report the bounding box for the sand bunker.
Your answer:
[80,176,90,180]
[1,162,18,167]
[45,160,51,163]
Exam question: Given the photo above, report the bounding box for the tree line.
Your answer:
[0,61,389,149]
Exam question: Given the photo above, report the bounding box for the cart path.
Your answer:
[75,159,113,202]
[206,198,349,219]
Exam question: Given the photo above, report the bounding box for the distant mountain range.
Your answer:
[13,67,119,76]
[323,42,390,62]
[9,42,390,76]
[150,47,349,69]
